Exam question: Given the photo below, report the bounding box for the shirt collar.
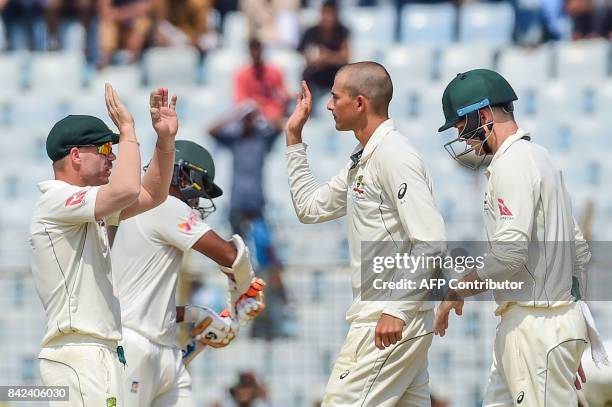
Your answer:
[350,118,395,167]
[38,179,72,193]
[485,128,530,175]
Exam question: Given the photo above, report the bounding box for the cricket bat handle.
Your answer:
[182,340,206,366]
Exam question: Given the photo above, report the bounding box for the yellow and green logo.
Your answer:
[106,397,117,407]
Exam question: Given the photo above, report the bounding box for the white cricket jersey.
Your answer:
[286,119,446,325]
[112,196,211,347]
[478,128,591,314]
[30,180,122,346]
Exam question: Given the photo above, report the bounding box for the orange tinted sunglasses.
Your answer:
[72,141,113,156]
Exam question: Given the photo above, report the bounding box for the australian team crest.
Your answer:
[352,175,367,200]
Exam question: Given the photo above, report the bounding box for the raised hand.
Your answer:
[149,87,178,140]
[285,81,313,138]
[105,83,134,131]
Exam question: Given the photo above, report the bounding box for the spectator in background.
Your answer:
[598,3,612,38]
[228,371,274,407]
[97,0,152,68]
[213,0,238,35]
[565,0,612,38]
[234,38,290,127]
[44,0,95,52]
[297,0,349,97]
[208,102,280,253]
[540,0,568,40]
[239,0,300,48]
[566,0,597,38]
[1,0,45,50]
[208,103,295,340]
[151,0,218,54]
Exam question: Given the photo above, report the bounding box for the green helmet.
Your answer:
[438,69,517,132]
[173,140,223,210]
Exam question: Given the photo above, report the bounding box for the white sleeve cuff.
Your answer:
[286,142,308,154]
[381,307,409,325]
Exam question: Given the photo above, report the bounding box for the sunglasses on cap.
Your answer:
[69,141,113,157]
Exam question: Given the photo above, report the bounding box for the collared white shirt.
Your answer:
[478,128,590,313]
[286,119,446,325]
[30,180,122,346]
[112,196,211,346]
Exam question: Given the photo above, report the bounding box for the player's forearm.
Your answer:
[285,126,303,146]
[107,126,142,201]
[478,240,528,281]
[286,146,346,223]
[140,138,175,206]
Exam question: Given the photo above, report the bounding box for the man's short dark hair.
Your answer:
[337,62,393,115]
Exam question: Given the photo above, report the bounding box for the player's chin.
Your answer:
[98,173,111,185]
[334,121,348,131]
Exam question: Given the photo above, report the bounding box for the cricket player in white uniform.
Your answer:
[434,69,608,406]
[30,85,179,406]
[111,140,265,407]
[285,62,446,406]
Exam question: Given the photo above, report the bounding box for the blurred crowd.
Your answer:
[205,371,451,407]
[2,0,611,67]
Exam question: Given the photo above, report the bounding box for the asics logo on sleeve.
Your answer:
[397,183,407,199]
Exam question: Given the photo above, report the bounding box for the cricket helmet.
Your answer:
[438,69,518,169]
[172,140,223,217]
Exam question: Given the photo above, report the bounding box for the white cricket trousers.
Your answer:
[39,334,124,406]
[121,327,195,407]
[483,302,588,407]
[322,309,434,407]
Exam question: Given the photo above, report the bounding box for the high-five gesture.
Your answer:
[150,88,178,140]
[285,81,312,145]
[105,83,134,132]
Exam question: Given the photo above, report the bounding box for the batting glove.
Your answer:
[184,305,239,348]
[227,278,266,325]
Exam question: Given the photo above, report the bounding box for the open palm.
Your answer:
[150,88,178,139]
[105,83,134,130]
[286,80,313,135]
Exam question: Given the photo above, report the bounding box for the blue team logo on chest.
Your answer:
[351,175,367,201]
